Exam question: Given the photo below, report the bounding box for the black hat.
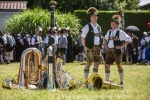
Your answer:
[87,7,98,16]
[60,30,64,34]
[110,14,121,24]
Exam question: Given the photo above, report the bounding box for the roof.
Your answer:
[139,3,150,9]
[0,1,28,11]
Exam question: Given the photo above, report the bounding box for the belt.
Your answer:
[108,48,114,49]
[109,37,115,40]
[94,33,99,37]
[94,45,100,47]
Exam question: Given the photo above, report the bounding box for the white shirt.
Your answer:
[140,39,146,45]
[31,35,42,45]
[2,36,7,44]
[105,28,132,48]
[81,22,100,45]
[27,38,31,45]
[145,36,150,42]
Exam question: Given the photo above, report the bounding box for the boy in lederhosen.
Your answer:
[104,14,132,85]
[81,7,103,79]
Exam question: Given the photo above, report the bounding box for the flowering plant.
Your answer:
[50,0,57,6]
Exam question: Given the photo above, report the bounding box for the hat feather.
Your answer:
[87,7,98,15]
[112,14,121,23]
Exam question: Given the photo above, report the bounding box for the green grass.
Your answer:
[0,62,150,100]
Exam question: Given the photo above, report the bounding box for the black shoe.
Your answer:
[120,82,123,85]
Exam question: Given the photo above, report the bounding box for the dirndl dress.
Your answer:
[145,46,150,61]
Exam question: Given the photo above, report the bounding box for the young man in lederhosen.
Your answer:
[81,7,103,79]
[104,15,132,85]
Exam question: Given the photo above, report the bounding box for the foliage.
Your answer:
[29,0,141,12]
[4,8,82,42]
[0,62,150,99]
[56,12,82,42]
[4,8,50,37]
[74,10,150,39]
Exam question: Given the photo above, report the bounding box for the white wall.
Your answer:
[0,12,18,31]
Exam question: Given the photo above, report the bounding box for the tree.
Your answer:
[31,0,140,12]
[1,0,140,11]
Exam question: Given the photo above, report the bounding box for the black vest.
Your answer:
[108,29,123,55]
[85,23,102,49]
[48,36,55,46]
[34,37,39,48]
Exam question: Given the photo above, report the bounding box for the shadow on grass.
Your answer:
[80,62,86,65]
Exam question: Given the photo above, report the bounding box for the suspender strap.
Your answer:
[107,30,111,45]
[97,26,103,48]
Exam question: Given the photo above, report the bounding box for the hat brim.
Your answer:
[109,20,119,24]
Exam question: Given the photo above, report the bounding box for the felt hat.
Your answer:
[87,7,98,16]
[110,14,121,24]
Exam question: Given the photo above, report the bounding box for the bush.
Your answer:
[4,8,82,43]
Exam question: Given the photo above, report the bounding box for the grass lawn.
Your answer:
[0,61,150,100]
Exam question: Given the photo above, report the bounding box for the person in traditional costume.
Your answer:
[81,7,102,79]
[145,31,150,65]
[31,28,42,49]
[66,27,73,63]
[1,31,7,62]
[5,33,16,63]
[104,14,132,85]
[132,33,139,64]
[45,31,55,55]
[23,33,30,50]
[140,32,147,61]
[0,30,4,64]
[58,30,68,65]
[51,27,59,47]
[126,32,133,63]
[16,33,24,62]
[77,29,84,62]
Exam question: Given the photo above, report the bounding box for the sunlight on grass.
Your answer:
[0,62,150,100]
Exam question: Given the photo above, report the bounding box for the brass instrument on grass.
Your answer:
[55,57,79,90]
[17,48,42,89]
[2,78,16,89]
[45,44,79,90]
[45,45,56,90]
[82,74,123,91]
[2,45,79,90]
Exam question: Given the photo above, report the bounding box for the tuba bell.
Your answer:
[17,48,42,89]
[82,74,123,91]
[2,78,16,89]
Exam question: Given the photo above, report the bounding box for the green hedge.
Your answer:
[74,10,150,39]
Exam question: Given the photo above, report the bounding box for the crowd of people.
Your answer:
[0,27,74,64]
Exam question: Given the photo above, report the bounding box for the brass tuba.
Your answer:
[17,48,42,89]
[82,74,123,91]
